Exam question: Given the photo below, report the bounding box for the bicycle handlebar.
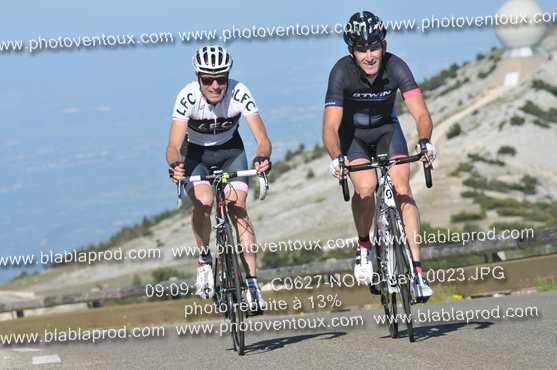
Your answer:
[338,152,433,202]
[347,152,424,171]
[176,169,269,206]
[183,169,259,182]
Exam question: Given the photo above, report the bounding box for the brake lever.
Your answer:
[176,180,183,207]
[258,172,269,200]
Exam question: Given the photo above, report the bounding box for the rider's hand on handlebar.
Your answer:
[329,156,349,179]
[168,161,185,183]
[253,156,272,175]
[415,139,437,164]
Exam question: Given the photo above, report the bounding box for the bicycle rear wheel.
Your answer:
[221,222,245,355]
[381,287,398,338]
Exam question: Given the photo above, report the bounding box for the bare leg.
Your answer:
[389,163,421,261]
[226,187,256,276]
[188,183,213,254]
[349,159,378,238]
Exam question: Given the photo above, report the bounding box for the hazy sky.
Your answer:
[1,0,555,282]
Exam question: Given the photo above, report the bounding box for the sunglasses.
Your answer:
[354,44,382,53]
[199,75,228,86]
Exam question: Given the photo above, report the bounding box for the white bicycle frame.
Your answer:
[373,170,415,295]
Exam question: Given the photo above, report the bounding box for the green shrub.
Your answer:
[476,53,485,61]
[450,162,474,177]
[497,146,516,156]
[461,190,480,198]
[462,223,481,233]
[421,66,459,91]
[450,210,486,223]
[532,79,557,97]
[520,100,557,123]
[309,144,327,160]
[461,173,536,194]
[440,77,470,95]
[509,175,538,195]
[478,64,497,79]
[446,123,462,139]
[533,119,550,129]
[510,115,525,126]
[463,175,489,189]
[268,162,292,182]
[467,153,505,167]
[490,222,534,230]
[466,193,557,227]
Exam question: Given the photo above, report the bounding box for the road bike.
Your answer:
[177,168,269,355]
[338,150,432,342]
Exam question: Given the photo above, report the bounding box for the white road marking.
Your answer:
[12,348,41,352]
[32,354,61,365]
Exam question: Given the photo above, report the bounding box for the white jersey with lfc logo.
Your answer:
[172,79,259,146]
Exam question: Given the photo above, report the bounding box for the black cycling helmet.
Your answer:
[343,11,387,49]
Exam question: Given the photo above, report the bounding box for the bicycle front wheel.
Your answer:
[389,210,415,342]
[221,222,245,355]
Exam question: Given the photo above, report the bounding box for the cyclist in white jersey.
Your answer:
[166,46,272,314]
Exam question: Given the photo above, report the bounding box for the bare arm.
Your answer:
[245,113,272,173]
[245,113,272,157]
[166,120,188,165]
[165,120,188,182]
[322,106,343,159]
[404,94,433,141]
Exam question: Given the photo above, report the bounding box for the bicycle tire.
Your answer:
[381,287,398,338]
[372,222,397,338]
[221,221,245,355]
[388,209,415,342]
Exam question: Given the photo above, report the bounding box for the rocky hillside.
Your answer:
[4,28,557,296]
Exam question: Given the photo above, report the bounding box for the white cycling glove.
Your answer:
[329,156,347,177]
[417,139,438,160]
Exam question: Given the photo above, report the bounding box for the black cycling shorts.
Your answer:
[182,130,249,191]
[340,122,409,161]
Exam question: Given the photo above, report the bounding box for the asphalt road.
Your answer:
[1,291,556,370]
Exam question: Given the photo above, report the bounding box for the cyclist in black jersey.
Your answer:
[322,11,437,301]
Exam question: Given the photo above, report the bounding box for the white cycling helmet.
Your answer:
[192,45,233,75]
